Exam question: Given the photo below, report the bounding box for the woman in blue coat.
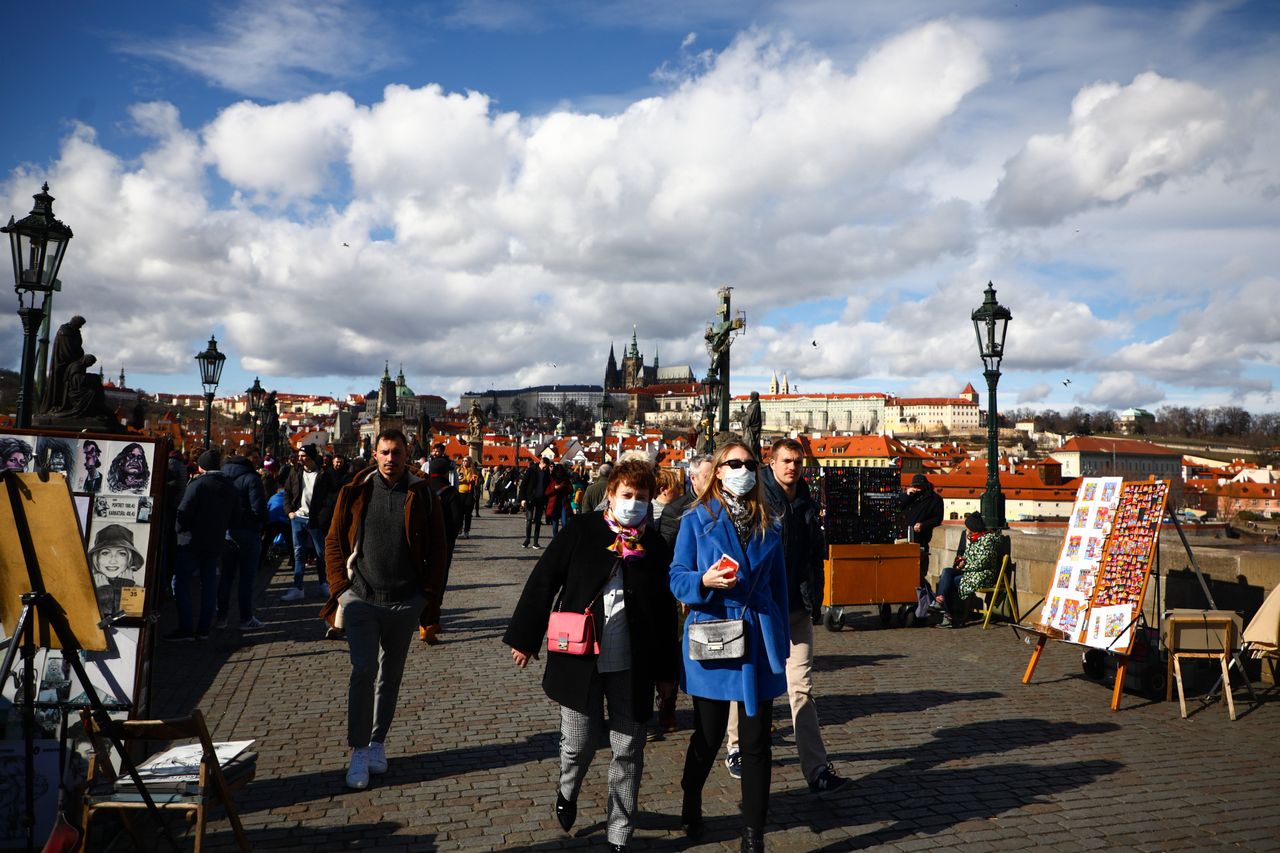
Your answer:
[670,439,789,853]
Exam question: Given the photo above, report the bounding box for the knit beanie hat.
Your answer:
[964,511,986,533]
[197,449,222,471]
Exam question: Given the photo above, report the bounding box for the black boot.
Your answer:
[741,826,765,852]
[681,791,703,841]
[554,791,576,835]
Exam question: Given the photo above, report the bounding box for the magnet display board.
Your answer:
[1037,477,1123,637]
[1080,480,1169,652]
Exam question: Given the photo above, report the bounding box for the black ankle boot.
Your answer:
[681,792,703,841]
[554,791,576,834]
[741,826,764,852]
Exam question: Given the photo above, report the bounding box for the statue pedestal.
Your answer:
[33,412,123,434]
[469,436,483,466]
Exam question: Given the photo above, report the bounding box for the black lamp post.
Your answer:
[246,376,266,451]
[598,393,614,463]
[971,282,1012,529]
[701,371,721,455]
[195,335,226,449]
[2,183,73,428]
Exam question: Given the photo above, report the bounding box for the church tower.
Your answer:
[621,325,644,389]
[769,370,778,395]
[604,343,620,390]
[380,362,398,415]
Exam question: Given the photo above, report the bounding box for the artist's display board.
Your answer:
[0,429,166,844]
[1038,477,1123,637]
[1081,480,1169,652]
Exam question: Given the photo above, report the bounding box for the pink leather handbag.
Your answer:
[545,564,616,656]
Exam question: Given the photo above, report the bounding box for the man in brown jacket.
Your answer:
[322,428,448,790]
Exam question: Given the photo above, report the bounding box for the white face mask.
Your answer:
[612,497,648,527]
[721,467,756,496]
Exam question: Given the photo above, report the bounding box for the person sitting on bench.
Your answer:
[932,512,1001,628]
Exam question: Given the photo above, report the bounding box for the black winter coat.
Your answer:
[285,465,338,530]
[503,512,680,721]
[222,456,267,529]
[761,467,825,619]
[900,486,944,545]
[656,491,696,547]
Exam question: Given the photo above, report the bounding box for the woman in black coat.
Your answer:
[504,460,679,853]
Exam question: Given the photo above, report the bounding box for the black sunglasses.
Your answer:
[719,459,759,471]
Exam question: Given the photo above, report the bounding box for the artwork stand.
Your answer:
[0,472,177,853]
[1020,478,1167,710]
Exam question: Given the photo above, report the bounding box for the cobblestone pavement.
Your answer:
[149,511,1280,852]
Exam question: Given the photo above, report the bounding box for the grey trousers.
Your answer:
[728,608,829,783]
[343,590,422,749]
[559,670,646,846]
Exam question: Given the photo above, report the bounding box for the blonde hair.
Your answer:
[655,467,684,497]
[694,439,772,537]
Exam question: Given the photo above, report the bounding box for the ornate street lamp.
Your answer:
[598,393,614,463]
[2,183,73,427]
[701,371,721,455]
[195,335,226,449]
[246,376,266,451]
[971,282,1012,529]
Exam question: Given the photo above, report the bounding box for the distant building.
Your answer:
[1051,437,1182,482]
[1117,408,1156,435]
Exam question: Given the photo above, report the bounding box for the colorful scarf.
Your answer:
[603,507,647,564]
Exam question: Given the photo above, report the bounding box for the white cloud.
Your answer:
[8,10,1280,412]
[204,93,359,200]
[1079,372,1166,409]
[119,0,395,100]
[990,72,1237,227]
[1018,382,1052,404]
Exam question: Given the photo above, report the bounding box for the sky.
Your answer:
[2,0,1278,413]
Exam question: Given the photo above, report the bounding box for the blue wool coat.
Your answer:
[670,500,790,716]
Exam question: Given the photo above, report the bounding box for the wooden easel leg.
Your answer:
[1165,649,1174,703]
[195,802,206,853]
[1174,656,1188,718]
[1022,635,1047,684]
[1111,655,1128,711]
[1220,655,1237,721]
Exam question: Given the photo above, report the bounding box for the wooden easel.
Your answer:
[1022,478,1167,711]
[0,471,179,852]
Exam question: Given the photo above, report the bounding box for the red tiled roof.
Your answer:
[731,392,888,402]
[889,397,978,407]
[1056,437,1180,456]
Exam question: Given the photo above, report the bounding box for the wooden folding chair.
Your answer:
[976,555,1021,629]
[79,709,254,852]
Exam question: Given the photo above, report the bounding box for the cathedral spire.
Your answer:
[628,325,640,359]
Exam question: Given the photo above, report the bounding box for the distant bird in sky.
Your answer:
[811,340,819,347]
[549,362,557,368]
[1063,378,1072,386]
[342,242,350,247]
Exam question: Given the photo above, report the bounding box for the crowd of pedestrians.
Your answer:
[157,432,854,851]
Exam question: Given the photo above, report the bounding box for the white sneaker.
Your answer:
[346,748,370,790]
[239,617,265,630]
[281,587,305,602]
[367,741,388,775]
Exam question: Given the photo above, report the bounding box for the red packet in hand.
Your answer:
[714,554,740,580]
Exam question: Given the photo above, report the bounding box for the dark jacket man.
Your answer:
[176,464,240,554]
[900,474,944,545]
[760,465,825,621]
[223,454,267,529]
[518,459,551,507]
[285,450,337,530]
[321,465,449,629]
